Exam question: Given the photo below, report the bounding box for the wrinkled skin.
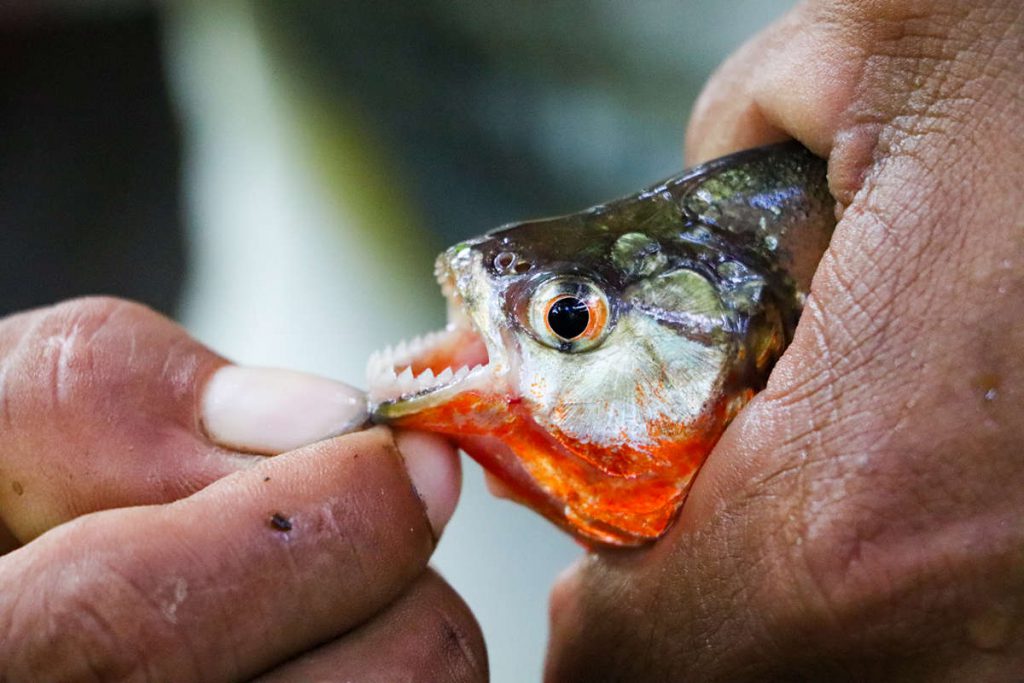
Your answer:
[0,299,486,682]
[547,1,1024,681]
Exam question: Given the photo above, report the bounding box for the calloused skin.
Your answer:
[0,299,486,681]
[546,0,1024,681]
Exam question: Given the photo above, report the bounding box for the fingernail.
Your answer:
[395,430,461,538]
[202,366,369,455]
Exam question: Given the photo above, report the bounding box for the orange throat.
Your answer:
[368,321,738,546]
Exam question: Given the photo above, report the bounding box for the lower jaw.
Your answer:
[454,434,571,524]
[452,430,681,547]
[386,393,693,545]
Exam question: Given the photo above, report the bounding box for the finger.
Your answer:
[0,296,367,542]
[684,2,853,166]
[683,0,1024,524]
[684,1,1017,210]
[684,0,899,213]
[0,427,461,682]
[550,2,1024,679]
[256,569,487,683]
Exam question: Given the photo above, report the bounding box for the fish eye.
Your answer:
[528,278,610,351]
[546,296,590,340]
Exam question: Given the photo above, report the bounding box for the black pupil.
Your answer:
[547,297,590,340]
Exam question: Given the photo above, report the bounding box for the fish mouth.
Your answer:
[367,249,576,529]
[367,253,503,420]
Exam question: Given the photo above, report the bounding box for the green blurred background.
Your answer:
[0,2,795,679]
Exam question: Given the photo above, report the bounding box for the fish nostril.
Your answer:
[513,260,532,274]
[494,251,517,273]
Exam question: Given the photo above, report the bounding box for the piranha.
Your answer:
[367,142,835,546]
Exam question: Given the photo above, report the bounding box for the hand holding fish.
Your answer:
[0,0,1018,679]
[546,0,1024,680]
[0,300,484,681]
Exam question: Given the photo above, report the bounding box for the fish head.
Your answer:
[367,142,832,546]
[369,202,779,545]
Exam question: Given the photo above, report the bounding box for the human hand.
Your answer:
[547,1,1024,680]
[0,297,486,681]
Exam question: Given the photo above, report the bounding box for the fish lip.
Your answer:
[367,248,508,420]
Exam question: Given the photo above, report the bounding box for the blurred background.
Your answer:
[0,1,794,679]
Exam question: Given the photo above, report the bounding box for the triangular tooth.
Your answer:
[394,340,409,360]
[436,367,454,384]
[377,359,396,382]
[367,369,387,397]
[397,366,415,394]
[454,366,469,381]
[416,368,435,389]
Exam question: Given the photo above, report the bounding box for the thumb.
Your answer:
[0,297,367,543]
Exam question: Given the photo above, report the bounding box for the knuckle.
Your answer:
[50,294,146,320]
[29,296,149,408]
[9,296,202,426]
[416,577,488,683]
[425,611,488,683]
[45,296,153,348]
[6,523,196,682]
[8,558,144,680]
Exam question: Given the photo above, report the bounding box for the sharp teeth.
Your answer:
[413,334,428,354]
[396,366,415,395]
[367,313,493,403]
[366,352,387,387]
[379,360,396,381]
[415,368,435,390]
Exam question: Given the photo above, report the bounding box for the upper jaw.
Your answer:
[367,248,508,421]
